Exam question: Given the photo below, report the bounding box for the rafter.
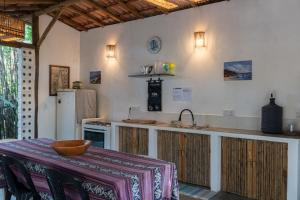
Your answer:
[185,0,196,7]
[0,0,57,5]
[37,8,64,47]
[67,6,104,27]
[117,0,143,18]
[0,5,44,12]
[2,0,228,32]
[54,14,87,31]
[145,0,176,12]
[34,0,82,16]
[84,0,123,23]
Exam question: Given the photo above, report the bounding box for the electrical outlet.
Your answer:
[296,111,300,118]
[223,109,235,117]
[130,106,140,112]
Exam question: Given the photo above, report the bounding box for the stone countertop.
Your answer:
[203,127,300,139]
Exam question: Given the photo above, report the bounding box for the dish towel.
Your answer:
[76,89,96,124]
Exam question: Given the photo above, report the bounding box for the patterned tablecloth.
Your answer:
[0,139,179,200]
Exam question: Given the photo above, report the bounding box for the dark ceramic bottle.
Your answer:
[261,94,283,133]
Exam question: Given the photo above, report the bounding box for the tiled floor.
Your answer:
[179,182,216,199]
[181,192,253,200]
[1,189,252,200]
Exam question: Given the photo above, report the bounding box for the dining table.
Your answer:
[0,138,179,200]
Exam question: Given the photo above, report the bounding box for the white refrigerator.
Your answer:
[56,89,96,140]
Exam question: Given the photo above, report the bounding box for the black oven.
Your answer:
[83,128,106,148]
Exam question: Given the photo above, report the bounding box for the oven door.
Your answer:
[83,128,106,148]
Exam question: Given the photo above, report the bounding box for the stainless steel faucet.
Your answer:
[128,107,132,120]
[178,109,196,127]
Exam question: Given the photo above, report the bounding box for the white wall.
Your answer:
[39,15,80,139]
[80,0,300,130]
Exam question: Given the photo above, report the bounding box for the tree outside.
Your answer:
[0,24,32,139]
[0,46,19,139]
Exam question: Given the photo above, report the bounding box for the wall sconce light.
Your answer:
[106,44,116,58]
[194,31,206,48]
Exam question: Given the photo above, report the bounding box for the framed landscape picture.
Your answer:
[224,60,252,81]
[49,65,70,96]
[90,71,101,84]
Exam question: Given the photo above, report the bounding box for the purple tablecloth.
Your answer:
[0,139,179,200]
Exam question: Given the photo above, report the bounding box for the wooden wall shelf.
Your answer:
[128,73,175,78]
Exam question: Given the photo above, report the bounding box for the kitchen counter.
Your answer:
[110,121,300,200]
[112,121,300,142]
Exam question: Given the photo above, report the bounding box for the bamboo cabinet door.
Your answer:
[157,131,211,187]
[221,137,288,200]
[157,131,183,179]
[184,133,210,187]
[119,126,148,155]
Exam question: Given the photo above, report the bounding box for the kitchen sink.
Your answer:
[122,119,157,124]
[169,124,206,130]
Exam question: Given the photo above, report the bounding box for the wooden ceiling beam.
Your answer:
[0,5,43,11]
[0,40,35,49]
[54,14,87,31]
[0,0,57,5]
[67,6,104,27]
[196,0,229,6]
[33,0,83,16]
[142,0,172,14]
[84,0,123,22]
[186,0,196,7]
[37,8,64,47]
[116,0,143,18]
[17,0,227,32]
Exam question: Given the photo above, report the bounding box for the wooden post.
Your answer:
[37,8,64,48]
[32,15,39,139]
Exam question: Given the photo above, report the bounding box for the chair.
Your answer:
[45,168,90,200]
[0,154,41,200]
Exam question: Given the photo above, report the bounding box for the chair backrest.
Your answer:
[0,154,39,197]
[45,168,90,200]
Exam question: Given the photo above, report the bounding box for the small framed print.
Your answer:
[49,65,70,96]
[90,71,101,84]
[224,60,252,81]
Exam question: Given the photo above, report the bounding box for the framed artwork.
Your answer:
[224,60,252,81]
[90,71,101,84]
[49,65,70,96]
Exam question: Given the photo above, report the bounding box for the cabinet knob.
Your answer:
[58,99,61,104]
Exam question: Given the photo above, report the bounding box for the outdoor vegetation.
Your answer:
[24,24,33,44]
[0,46,19,139]
[0,24,32,139]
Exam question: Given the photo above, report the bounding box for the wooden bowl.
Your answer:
[51,140,91,156]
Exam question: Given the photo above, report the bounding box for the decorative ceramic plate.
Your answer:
[147,36,162,54]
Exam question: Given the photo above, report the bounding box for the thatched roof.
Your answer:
[0,0,228,31]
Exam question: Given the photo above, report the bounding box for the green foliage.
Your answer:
[0,46,19,139]
[24,24,33,44]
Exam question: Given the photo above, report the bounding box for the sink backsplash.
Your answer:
[129,110,300,132]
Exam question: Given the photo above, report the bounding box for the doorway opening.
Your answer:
[0,46,20,139]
